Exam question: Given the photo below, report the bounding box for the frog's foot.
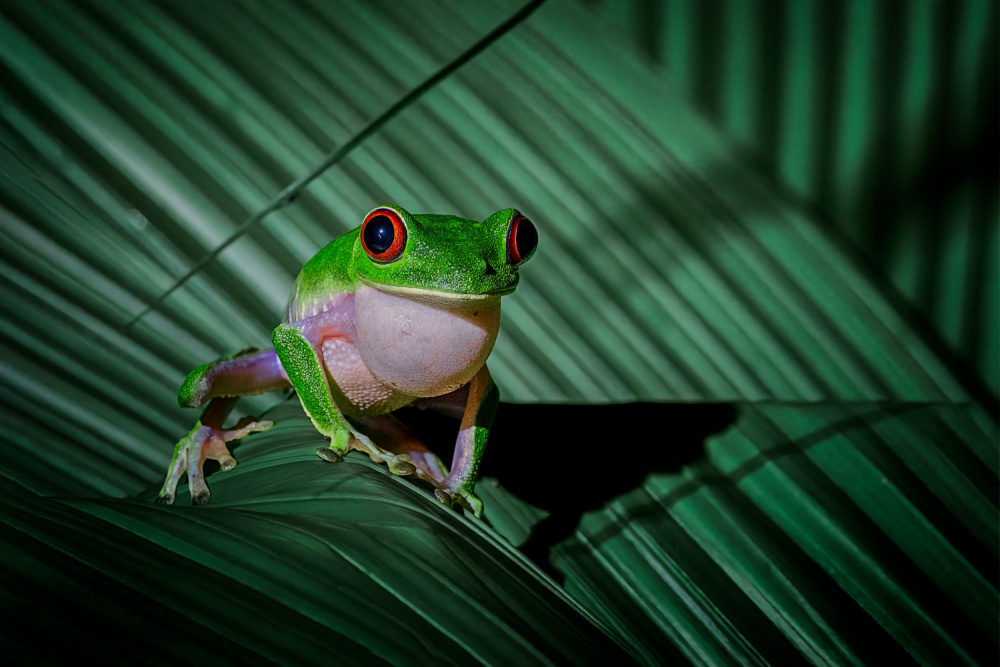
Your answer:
[405,450,449,485]
[157,417,274,505]
[315,426,418,477]
[339,413,448,485]
[433,480,484,519]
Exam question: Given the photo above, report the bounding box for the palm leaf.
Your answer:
[1,400,634,664]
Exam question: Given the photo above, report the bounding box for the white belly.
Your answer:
[352,284,501,398]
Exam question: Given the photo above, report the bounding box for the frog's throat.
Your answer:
[357,276,515,299]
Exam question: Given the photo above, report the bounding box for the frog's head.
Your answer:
[352,204,537,298]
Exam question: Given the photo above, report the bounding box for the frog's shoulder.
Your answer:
[285,228,358,322]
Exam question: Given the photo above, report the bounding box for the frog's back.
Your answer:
[285,230,358,322]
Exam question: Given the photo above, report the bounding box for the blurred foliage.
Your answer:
[596,0,999,398]
[0,0,995,664]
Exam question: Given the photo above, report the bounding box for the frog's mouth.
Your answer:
[358,276,516,299]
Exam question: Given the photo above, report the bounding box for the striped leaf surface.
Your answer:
[592,0,999,397]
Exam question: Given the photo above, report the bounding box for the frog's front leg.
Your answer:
[158,347,285,505]
[431,365,499,519]
[271,318,417,477]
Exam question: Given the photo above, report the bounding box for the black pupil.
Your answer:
[515,217,538,260]
[364,215,395,254]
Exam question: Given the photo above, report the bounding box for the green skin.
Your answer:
[157,205,532,518]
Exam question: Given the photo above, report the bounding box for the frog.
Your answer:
[155,204,537,518]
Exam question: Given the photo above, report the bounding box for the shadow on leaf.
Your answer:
[397,401,736,581]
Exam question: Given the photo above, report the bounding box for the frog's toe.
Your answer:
[221,418,274,444]
[433,487,484,518]
[316,446,345,463]
[434,488,455,507]
[186,449,212,504]
[388,459,417,476]
[342,429,422,477]
[463,492,484,519]
[202,434,238,472]
[157,444,190,505]
[373,449,417,476]
[347,431,383,461]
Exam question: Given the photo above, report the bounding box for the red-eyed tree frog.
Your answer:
[156,205,537,518]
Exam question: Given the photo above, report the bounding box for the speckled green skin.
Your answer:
[287,205,521,322]
[272,324,351,447]
[178,361,212,408]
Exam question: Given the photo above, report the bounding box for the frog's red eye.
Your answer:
[506,212,537,266]
[361,207,407,263]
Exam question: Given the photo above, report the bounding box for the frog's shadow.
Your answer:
[396,402,737,582]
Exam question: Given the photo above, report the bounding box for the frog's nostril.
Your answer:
[484,264,497,276]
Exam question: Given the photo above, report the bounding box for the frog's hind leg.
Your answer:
[348,414,448,484]
[410,365,498,518]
